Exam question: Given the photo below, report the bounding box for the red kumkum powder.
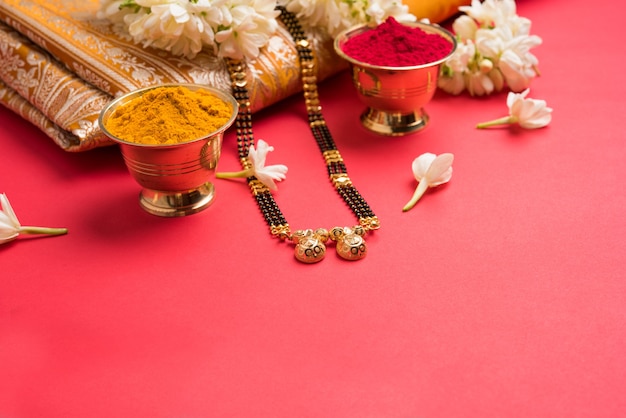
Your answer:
[342,17,453,67]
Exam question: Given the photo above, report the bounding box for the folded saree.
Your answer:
[0,0,469,151]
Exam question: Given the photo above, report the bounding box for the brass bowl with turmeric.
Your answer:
[99,84,238,217]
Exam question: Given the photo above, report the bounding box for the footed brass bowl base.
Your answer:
[139,182,216,217]
[360,107,429,136]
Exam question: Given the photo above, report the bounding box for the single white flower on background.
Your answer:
[476,88,552,129]
[216,139,288,191]
[0,193,68,244]
[402,153,454,212]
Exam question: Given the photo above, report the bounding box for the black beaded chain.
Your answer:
[225,7,380,261]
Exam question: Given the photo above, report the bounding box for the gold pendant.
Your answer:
[330,226,367,261]
[336,233,367,261]
[293,229,328,263]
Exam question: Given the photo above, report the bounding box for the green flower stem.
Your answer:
[476,115,516,129]
[18,226,68,236]
[215,168,253,179]
[402,180,429,212]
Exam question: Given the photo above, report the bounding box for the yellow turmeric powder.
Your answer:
[104,85,234,145]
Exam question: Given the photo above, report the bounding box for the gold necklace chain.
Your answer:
[225,6,380,263]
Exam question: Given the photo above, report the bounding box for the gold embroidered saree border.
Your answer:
[0,21,113,151]
[0,80,84,151]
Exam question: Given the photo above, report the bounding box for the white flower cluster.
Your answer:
[438,0,542,96]
[99,0,281,60]
[99,0,415,61]
[277,0,415,38]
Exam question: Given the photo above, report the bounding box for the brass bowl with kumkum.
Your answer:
[99,83,238,217]
[334,18,457,136]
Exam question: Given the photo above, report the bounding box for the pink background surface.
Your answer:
[1,0,625,417]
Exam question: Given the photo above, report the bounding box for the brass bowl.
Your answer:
[99,84,238,217]
[334,21,456,136]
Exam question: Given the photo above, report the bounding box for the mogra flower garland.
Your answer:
[98,0,415,61]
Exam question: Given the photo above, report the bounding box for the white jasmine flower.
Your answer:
[448,40,476,73]
[459,0,518,28]
[475,24,542,92]
[216,139,288,191]
[498,48,538,92]
[402,153,454,212]
[0,193,68,244]
[476,88,552,129]
[488,66,505,92]
[247,139,288,190]
[474,26,504,58]
[370,0,415,24]
[452,14,478,41]
[438,70,466,95]
[467,71,495,96]
[507,14,533,37]
[437,40,475,95]
[439,0,542,96]
[215,0,280,60]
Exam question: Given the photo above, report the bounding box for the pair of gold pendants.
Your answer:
[292,226,367,263]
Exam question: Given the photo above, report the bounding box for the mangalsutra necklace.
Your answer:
[225,7,380,263]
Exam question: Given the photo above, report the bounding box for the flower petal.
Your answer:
[260,164,288,180]
[255,164,288,191]
[411,153,437,180]
[249,139,272,169]
[424,153,454,186]
[0,229,19,243]
[0,193,20,228]
[0,193,20,243]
